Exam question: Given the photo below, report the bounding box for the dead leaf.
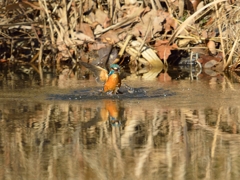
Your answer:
[207,40,216,55]
[101,29,126,44]
[204,59,219,68]
[88,42,108,51]
[22,0,41,10]
[131,9,164,38]
[6,0,41,11]
[191,44,208,54]
[154,40,178,60]
[205,16,215,27]
[125,0,138,5]
[177,39,191,47]
[152,15,164,35]
[196,1,204,11]
[72,32,95,43]
[6,3,22,11]
[201,30,208,39]
[204,68,219,76]
[158,11,178,33]
[122,4,146,18]
[82,0,95,14]
[197,52,223,67]
[77,23,94,39]
[95,9,111,28]
[190,0,201,11]
[0,59,7,63]
[158,72,172,82]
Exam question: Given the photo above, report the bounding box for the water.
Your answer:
[1,66,240,180]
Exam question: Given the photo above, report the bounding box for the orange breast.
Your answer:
[104,74,121,92]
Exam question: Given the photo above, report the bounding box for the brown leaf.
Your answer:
[0,59,7,63]
[22,0,41,10]
[177,39,191,47]
[158,73,172,82]
[201,30,208,39]
[72,32,94,43]
[95,9,111,28]
[88,43,108,51]
[155,46,171,60]
[6,3,22,11]
[185,0,194,13]
[125,0,138,5]
[152,16,164,35]
[82,0,95,14]
[158,11,178,33]
[191,44,208,54]
[204,60,219,69]
[101,29,126,44]
[154,40,178,60]
[207,40,216,55]
[77,23,94,39]
[122,4,146,18]
[190,0,201,11]
[131,9,164,38]
[197,52,223,66]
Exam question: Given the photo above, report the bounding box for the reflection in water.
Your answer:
[2,64,240,179]
[1,98,240,179]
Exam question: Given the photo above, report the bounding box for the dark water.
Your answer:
[1,66,240,180]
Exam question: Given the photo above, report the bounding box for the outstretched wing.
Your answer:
[80,61,108,83]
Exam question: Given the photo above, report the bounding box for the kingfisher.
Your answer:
[103,64,121,94]
[80,62,122,94]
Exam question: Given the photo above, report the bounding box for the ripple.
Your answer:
[47,86,175,100]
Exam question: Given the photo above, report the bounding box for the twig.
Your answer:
[79,0,83,24]
[110,0,113,19]
[169,0,227,44]
[38,42,43,64]
[30,51,40,63]
[150,0,156,10]
[130,19,152,63]
[214,1,226,65]
[94,4,144,35]
[138,18,152,54]
[119,34,133,57]
[224,37,239,70]
[39,0,55,43]
[154,0,163,10]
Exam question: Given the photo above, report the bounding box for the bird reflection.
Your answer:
[83,99,121,128]
[103,99,121,126]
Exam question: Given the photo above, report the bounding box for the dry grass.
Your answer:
[0,0,240,71]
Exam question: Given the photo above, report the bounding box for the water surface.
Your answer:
[0,67,240,180]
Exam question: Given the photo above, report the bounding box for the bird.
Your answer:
[80,62,122,94]
[103,64,121,94]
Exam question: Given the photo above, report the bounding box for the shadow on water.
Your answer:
[2,64,240,179]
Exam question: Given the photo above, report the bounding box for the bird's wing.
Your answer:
[80,61,108,82]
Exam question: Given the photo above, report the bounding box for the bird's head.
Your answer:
[108,64,120,76]
[110,64,120,71]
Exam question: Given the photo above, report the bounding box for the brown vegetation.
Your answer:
[0,0,240,72]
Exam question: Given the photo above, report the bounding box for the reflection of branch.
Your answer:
[205,107,222,179]
[167,109,173,179]
[135,132,153,177]
[181,109,191,162]
[222,72,236,91]
[135,110,158,177]
[211,107,222,158]
[121,114,141,147]
[112,127,125,178]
